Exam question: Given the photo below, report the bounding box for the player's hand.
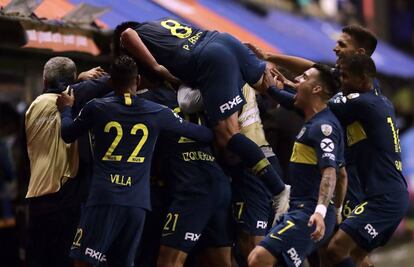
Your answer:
[244,43,268,60]
[56,87,74,112]
[77,66,107,81]
[154,64,181,88]
[270,68,296,88]
[257,68,276,93]
[308,213,325,242]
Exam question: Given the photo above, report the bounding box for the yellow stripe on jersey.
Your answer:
[252,158,270,175]
[124,93,132,106]
[290,142,317,165]
[347,121,367,146]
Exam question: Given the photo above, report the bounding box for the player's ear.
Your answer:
[356,47,366,55]
[312,85,322,95]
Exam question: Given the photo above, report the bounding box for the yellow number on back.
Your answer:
[128,124,148,163]
[161,19,192,39]
[102,121,123,161]
[353,201,368,215]
[387,117,401,153]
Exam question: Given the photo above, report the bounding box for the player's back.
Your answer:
[332,90,407,197]
[135,18,216,83]
[86,94,173,209]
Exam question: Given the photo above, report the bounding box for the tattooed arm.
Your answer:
[308,167,337,241]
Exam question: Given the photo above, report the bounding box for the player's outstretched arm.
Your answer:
[245,43,315,75]
[121,29,180,86]
[333,166,348,224]
[158,108,213,143]
[57,88,94,143]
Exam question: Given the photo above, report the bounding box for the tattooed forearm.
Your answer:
[318,167,337,207]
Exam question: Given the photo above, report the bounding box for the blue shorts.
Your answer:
[259,201,336,267]
[231,156,282,236]
[160,179,232,253]
[340,190,409,252]
[70,205,146,267]
[195,33,266,123]
[342,165,364,219]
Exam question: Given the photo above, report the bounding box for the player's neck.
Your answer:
[115,88,137,96]
[303,101,327,121]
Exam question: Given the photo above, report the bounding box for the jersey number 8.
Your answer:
[160,19,193,39]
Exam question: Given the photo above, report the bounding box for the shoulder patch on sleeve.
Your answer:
[321,124,333,136]
[347,93,360,99]
[320,138,335,152]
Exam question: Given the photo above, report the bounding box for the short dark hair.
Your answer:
[342,25,377,56]
[340,53,376,78]
[112,21,141,57]
[313,64,340,98]
[110,56,138,90]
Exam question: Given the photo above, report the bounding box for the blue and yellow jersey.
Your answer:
[289,108,344,202]
[60,94,213,210]
[134,18,216,83]
[140,87,226,196]
[328,90,408,197]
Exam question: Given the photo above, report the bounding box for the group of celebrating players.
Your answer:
[28,16,409,267]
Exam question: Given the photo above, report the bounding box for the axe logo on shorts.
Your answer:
[219,95,243,113]
[85,248,107,262]
[287,247,302,267]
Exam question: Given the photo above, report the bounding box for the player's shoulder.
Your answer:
[136,97,169,113]
[309,109,342,137]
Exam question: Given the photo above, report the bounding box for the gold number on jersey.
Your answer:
[102,121,149,163]
[353,201,368,215]
[163,213,179,231]
[160,19,192,39]
[72,228,83,247]
[277,220,295,235]
[127,124,148,163]
[387,117,401,153]
[102,121,123,161]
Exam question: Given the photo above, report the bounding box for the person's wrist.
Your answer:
[314,204,327,218]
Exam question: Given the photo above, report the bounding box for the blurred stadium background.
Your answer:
[0,0,413,266]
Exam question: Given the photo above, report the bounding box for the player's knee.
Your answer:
[247,247,273,267]
[214,114,240,147]
[327,237,346,263]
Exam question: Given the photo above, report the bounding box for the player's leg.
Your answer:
[196,34,287,199]
[327,229,360,267]
[156,246,187,267]
[237,231,265,260]
[158,193,214,267]
[198,177,233,267]
[106,207,146,267]
[198,247,232,267]
[248,246,277,267]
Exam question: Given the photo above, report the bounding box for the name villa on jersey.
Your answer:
[110,174,132,187]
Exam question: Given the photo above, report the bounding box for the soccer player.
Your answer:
[325,54,409,267]
[248,64,344,267]
[112,19,290,212]
[177,83,284,262]
[56,56,214,267]
[137,84,233,267]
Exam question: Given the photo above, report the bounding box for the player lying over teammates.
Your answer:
[258,54,409,267]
